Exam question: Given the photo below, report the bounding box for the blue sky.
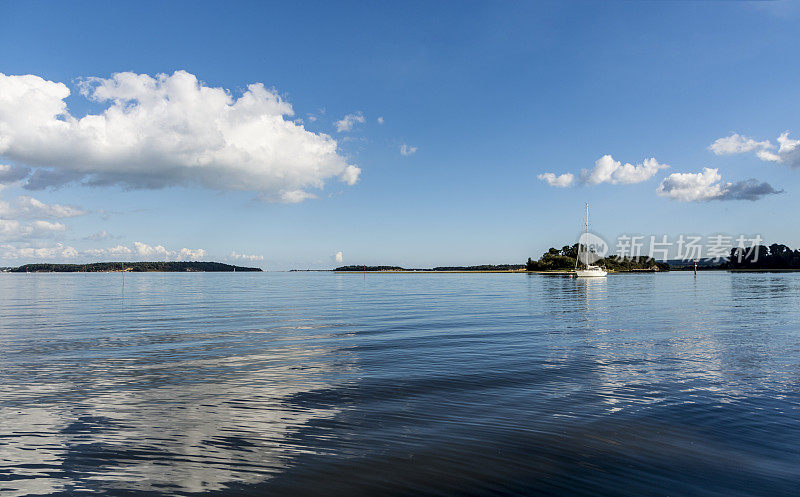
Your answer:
[1,0,799,268]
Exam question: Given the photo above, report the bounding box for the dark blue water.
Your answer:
[1,272,799,496]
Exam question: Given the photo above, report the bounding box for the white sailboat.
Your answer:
[575,203,607,278]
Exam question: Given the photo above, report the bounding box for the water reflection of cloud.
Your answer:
[0,406,69,496]
[0,281,357,497]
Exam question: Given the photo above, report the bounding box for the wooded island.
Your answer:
[6,262,262,272]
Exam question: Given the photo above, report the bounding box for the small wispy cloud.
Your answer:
[335,112,365,132]
[0,195,87,220]
[537,172,574,188]
[229,251,264,262]
[83,230,117,241]
[0,219,66,241]
[400,144,417,156]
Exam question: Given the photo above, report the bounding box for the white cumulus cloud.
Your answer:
[539,155,667,188]
[657,167,783,202]
[709,131,800,168]
[334,251,343,263]
[708,133,772,155]
[1,241,208,262]
[581,155,668,185]
[334,112,365,132]
[1,242,79,260]
[0,71,360,202]
[84,244,132,257]
[400,144,418,156]
[133,241,169,258]
[178,247,207,260]
[537,172,575,187]
[81,242,206,261]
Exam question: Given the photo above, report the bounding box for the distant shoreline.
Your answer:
[328,270,660,274]
[2,262,262,273]
[312,268,667,274]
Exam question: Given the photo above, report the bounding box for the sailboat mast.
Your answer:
[584,203,589,267]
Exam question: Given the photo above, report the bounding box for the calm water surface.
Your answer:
[1,272,799,496]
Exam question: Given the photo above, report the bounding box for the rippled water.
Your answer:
[1,271,799,496]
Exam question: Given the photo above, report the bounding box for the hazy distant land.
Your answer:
[328,242,800,273]
[3,262,262,273]
[4,242,798,274]
[331,264,527,272]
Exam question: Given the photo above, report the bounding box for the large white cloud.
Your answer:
[0,71,361,202]
[656,167,782,202]
[709,131,800,168]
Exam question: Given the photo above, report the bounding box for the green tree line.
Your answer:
[525,244,669,272]
[11,262,262,272]
[729,243,800,269]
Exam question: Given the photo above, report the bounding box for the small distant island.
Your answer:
[6,262,262,273]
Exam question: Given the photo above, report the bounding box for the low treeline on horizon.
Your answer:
[333,242,800,272]
[2,262,263,273]
[333,264,527,272]
[728,243,800,270]
[3,243,799,273]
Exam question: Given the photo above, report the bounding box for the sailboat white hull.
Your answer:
[575,268,607,277]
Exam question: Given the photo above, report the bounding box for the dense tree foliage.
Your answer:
[11,262,262,272]
[334,265,526,271]
[334,265,405,271]
[430,265,525,271]
[729,244,800,269]
[526,244,669,272]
